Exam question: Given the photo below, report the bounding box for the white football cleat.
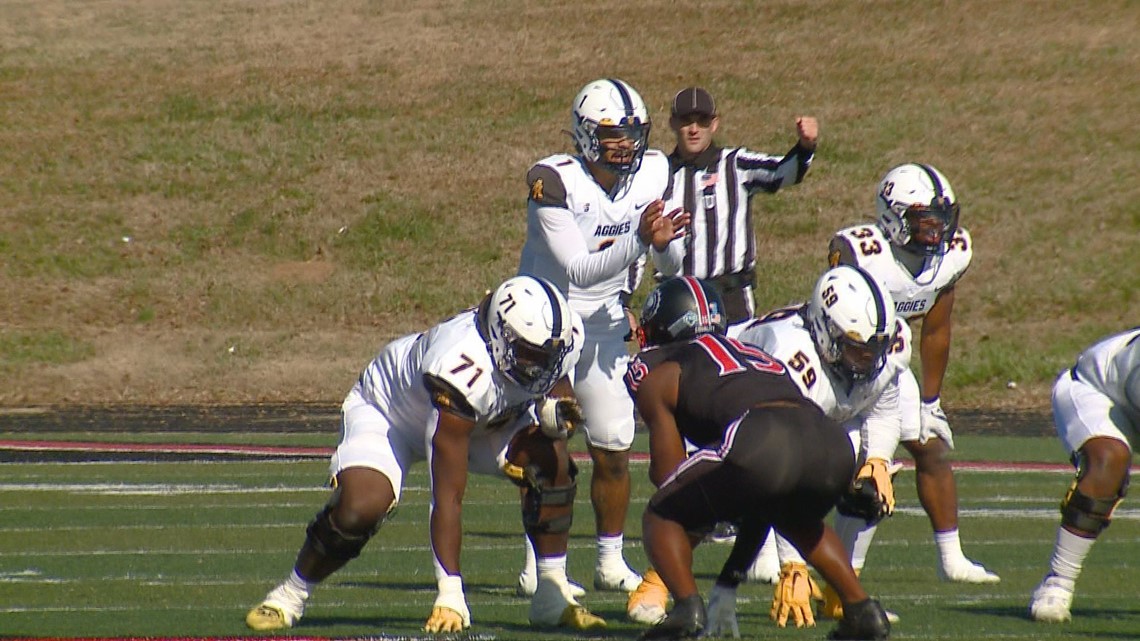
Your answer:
[517,569,586,598]
[594,560,643,592]
[245,585,304,631]
[938,558,1001,584]
[529,577,606,629]
[1029,574,1074,623]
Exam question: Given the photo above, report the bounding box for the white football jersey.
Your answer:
[518,150,672,316]
[830,224,972,320]
[1072,328,1140,415]
[734,307,912,460]
[354,309,584,440]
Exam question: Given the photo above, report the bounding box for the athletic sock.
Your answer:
[521,535,537,576]
[537,554,569,582]
[934,528,967,566]
[597,533,625,567]
[1049,527,1094,582]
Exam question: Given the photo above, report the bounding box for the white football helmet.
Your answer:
[570,78,651,178]
[482,275,576,394]
[806,265,897,383]
[876,163,960,256]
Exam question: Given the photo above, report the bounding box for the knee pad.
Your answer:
[305,504,376,562]
[503,427,578,534]
[1060,452,1128,535]
[520,459,578,534]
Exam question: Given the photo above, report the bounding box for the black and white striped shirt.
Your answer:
[660,142,814,279]
[654,142,814,322]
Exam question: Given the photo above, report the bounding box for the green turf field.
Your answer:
[2,433,1137,640]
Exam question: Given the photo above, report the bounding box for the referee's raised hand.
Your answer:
[796,116,819,150]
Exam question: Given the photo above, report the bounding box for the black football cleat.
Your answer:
[638,594,706,641]
[828,598,890,640]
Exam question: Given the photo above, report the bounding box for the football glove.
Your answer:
[536,396,584,440]
[424,575,470,633]
[919,397,954,449]
[702,583,740,638]
[858,457,896,517]
[770,562,820,628]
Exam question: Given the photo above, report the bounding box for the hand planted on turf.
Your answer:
[770,562,820,628]
[424,576,470,633]
[702,583,740,638]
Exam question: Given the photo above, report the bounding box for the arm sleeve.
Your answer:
[531,201,647,289]
[861,380,902,461]
[737,143,815,194]
[651,239,686,277]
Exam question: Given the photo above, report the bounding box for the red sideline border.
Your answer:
[0,439,1082,473]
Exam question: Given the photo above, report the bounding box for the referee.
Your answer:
[655,87,818,326]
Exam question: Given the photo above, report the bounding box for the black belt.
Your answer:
[707,269,755,293]
[1070,366,1080,382]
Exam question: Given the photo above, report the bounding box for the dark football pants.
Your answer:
[647,402,855,533]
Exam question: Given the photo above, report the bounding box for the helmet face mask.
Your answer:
[877,163,960,256]
[638,276,726,348]
[806,266,896,383]
[571,79,651,179]
[485,276,575,395]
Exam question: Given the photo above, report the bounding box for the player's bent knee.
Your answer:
[306,504,377,562]
[588,445,630,477]
[1061,451,1129,536]
[504,428,578,534]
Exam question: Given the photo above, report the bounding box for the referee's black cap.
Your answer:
[671,87,717,118]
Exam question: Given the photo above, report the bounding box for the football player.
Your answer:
[828,163,999,584]
[717,265,908,629]
[625,276,891,641]
[516,78,690,596]
[1029,328,1140,622]
[245,276,606,633]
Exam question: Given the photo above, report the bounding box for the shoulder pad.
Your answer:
[939,227,973,286]
[527,164,569,208]
[886,318,913,369]
[828,234,859,268]
[423,373,478,422]
[420,320,497,417]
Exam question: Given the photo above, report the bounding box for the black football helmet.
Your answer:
[638,276,727,348]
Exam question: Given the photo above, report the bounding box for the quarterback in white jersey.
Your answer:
[1030,328,1140,623]
[828,163,998,585]
[516,78,689,596]
[246,276,607,633]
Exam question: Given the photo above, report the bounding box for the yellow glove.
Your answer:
[424,575,471,633]
[769,562,821,628]
[856,458,896,517]
[424,606,468,633]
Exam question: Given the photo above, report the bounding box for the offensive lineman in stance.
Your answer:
[828,163,998,584]
[1029,328,1140,622]
[517,77,689,595]
[731,265,909,628]
[245,276,606,632]
[625,276,890,640]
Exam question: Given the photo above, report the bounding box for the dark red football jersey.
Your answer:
[625,333,806,447]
